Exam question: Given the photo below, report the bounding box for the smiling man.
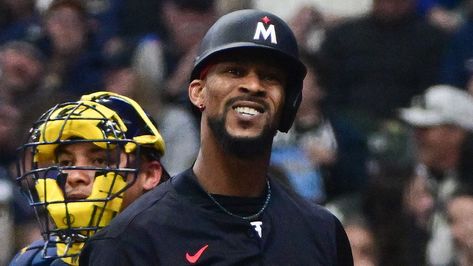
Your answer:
[197,51,287,157]
[80,9,353,266]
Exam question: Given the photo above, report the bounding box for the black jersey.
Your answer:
[80,169,353,265]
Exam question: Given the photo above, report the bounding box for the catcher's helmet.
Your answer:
[16,91,165,264]
[191,9,307,132]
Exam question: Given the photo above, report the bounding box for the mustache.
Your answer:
[224,95,270,111]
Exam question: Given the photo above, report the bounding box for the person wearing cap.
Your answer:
[9,91,169,266]
[399,84,473,265]
[80,9,353,265]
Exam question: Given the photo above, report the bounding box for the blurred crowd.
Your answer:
[1,0,473,265]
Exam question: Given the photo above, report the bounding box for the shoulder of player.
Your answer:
[9,239,56,266]
[270,178,339,224]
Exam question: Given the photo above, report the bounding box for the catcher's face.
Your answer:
[56,142,125,200]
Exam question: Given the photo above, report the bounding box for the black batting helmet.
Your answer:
[190,9,307,132]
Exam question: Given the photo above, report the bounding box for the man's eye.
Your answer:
[262,74,277,81]
[58,160,72,167]
[93,158,107,166]
[227,68,243,76]
[262,72,282,82]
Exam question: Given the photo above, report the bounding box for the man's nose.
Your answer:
[239,72,266,96]
[65,168,93,188]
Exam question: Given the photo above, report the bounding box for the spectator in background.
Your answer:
[35,0,105,96]
[0,0,41,44]
[417,0,465,32]
[446,184,473,266]
[80,0,124,48]
[318,0,448,141]
[343,214,379,266]
[0,40,71,140]
[0,101,40,262]
[160,0,217,103]
[0,40,71,259]
[362,160,432,266]
[272,54,368,204]
[0,102,22,169]
[439,0,473,89]
[0,41,44,105]
[109,0,217,115]
[402,165,435,235]
[399,84,473,265]
[103,40,199,176]
[288,5,327,56]
[271,54,330,204]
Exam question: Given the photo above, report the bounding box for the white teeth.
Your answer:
[235,106,259,116]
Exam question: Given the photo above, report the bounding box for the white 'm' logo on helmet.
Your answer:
[253,16,277,44]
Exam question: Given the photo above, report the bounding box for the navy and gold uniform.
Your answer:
[9,240,66,266]
[11,91,167,265]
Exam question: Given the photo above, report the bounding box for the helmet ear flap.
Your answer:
[279,89,302,132]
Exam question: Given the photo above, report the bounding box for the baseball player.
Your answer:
[80,9,353,265]
[9,91,169,265]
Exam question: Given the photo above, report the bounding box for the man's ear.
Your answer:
[189,79,205,109]
[141,161,163,191]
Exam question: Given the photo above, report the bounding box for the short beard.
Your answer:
[207,114,276,159]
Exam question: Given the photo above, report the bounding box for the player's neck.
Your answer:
[193,137,270,197]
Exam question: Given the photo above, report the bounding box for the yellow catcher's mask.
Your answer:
[35,172,127,265]
[16,91,166,264]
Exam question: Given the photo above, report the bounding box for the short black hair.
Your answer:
[139,146,170,184]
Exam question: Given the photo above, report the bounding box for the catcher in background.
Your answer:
[9,91,169,265]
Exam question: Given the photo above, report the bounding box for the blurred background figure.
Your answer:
[343,215,379,266]
[160,0,217,103]
[400,84,473,265]
[361,161,433,266]
[416,0,466,33]
[0,0,41,44]
[439,0,473,90]
[288,6,326,57]
[0,40,71,142]
[402,166,435,235]
[446,185,473,266]
[253,0,372,22]
[103,40,199,176]
[35,0,105,96]
[0,101,40,264]
[317,0,448,150]
[400,85,473,204]
[272,54,368,204]
[0,41,44,105]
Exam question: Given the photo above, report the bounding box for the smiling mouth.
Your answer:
[234,106,262,116]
